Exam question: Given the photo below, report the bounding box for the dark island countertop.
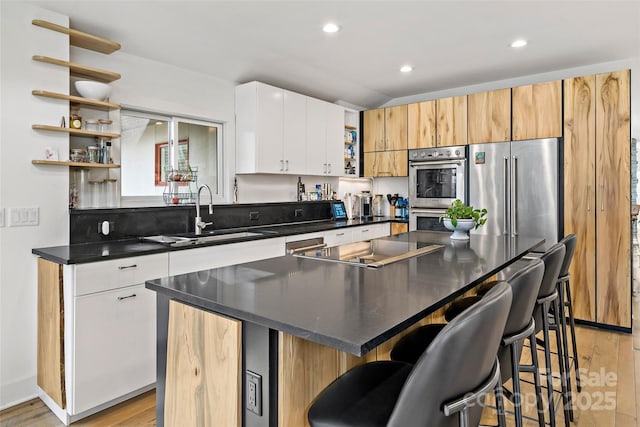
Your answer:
[32,217,400,265]
[145,231,543,356]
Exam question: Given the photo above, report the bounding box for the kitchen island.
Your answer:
[145,231,543,427]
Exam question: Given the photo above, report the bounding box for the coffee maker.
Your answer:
[357,192,373,218]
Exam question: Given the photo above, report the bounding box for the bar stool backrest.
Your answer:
[387,282,512,427]
[537,243,566,298]
[558,234,577,278]
[503,258,544,337]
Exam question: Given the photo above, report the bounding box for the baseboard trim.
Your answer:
[0,375,38,411]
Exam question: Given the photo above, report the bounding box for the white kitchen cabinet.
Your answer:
[353,223,390,241]
[306,98,345,176]
[323,229,352,247]
[236,81,344,176]
[72,283,156,414]
[169,237,286,275]
[235,82,306,174]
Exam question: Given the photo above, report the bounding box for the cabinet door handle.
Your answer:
[285,160,289,171]
[117,293,137,301]
[323,163,327,174]
[327,163,332,174]
[280,160,284,172]
[117,264,137,270]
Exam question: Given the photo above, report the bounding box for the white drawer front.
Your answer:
[74,253,168,296]
[284,232,324,242]
[72,284,156,414]
[353,223,390,242]
[169,237,286,276]
[324,229,353,247]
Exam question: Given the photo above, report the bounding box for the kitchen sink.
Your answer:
[142,230,273,247]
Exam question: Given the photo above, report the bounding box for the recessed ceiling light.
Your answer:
[323,23,340,33]
[511,39,527,48]
[400,65,413,73]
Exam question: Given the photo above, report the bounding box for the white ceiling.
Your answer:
[25,0,640,109]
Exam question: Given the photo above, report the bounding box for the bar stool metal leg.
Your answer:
[540,299,557,427]
[525,331,546,427]
[557,281,575,421]
[551,297,572,426]
[563,276,582,392]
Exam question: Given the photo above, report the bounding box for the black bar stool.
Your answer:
[556,234,582,393]
[391,259,546,427]
[307,282,513,427]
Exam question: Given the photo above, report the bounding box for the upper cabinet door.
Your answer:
[408,101,436,149]
[283,90,307,175]
[384,105,408,151]
[325,103,345,176]
[363,108,385,152]
[512,80,562,141]
[255,83,284,173]
[306,98,327,176]
[467,89,511,144]
[436,96,467,146]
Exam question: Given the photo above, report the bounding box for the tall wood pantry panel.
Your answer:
[564,69,631,328]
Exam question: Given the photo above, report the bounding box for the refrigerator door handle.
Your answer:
[512,155,518,236]
[503,156,509,235]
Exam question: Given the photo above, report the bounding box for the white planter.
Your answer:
[442,218,476,240]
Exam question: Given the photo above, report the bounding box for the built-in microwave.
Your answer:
[408,146,467,209]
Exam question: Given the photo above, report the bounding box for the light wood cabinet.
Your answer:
[364,150,408,177]
[363,105,407,153]
[467,89,511,144]
[391,222,409,235]
[408,101,436,149]
[512,80,562,141]
[165,301,241,427]
[564,70,631,328]
[436,96,467,146]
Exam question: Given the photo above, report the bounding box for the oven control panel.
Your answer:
[409,145,466,161]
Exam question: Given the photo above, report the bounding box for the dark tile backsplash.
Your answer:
[70,201,333,244]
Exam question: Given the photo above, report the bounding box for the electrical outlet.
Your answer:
[7,207,39,226]
[246,371,262,415]
[249,211,260,220]
[295,208,303,217]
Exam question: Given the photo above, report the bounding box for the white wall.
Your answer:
[0,2,70,409]
[0,2,236,409]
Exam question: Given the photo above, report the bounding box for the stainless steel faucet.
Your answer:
[195,184,213,235]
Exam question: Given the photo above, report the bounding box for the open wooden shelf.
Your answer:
[32,160,120,168]
[32,90,119,111]
[344,125,357,130]
[32,124,120,139]
[32,20,121,54]
[33,55,121,83]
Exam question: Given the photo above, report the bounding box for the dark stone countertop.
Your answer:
[32,217,397,265]
[145,231,544,356]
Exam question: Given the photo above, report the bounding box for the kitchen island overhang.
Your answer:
[146,231,544,427]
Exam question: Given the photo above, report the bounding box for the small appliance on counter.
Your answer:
[356,191,373,218]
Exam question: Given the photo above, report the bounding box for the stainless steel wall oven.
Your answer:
[408,146,467,231]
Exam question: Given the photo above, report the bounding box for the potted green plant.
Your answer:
[440,199,487,240]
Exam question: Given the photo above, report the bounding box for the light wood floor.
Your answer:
[2,284,638,427]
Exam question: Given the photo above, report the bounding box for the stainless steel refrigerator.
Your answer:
[468,138,561,252]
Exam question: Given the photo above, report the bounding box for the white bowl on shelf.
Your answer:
[74,80,111,101]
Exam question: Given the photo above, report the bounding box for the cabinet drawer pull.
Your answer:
[336,232,345,236]
[361,229,369,233]
[117,264,138,270]
[117,293,137,301]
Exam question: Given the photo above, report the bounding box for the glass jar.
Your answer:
[84,119,99,132]
[70,148,87,163]
[98,119,113,133]
[372,194,385,217]
[87,146,100,163]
